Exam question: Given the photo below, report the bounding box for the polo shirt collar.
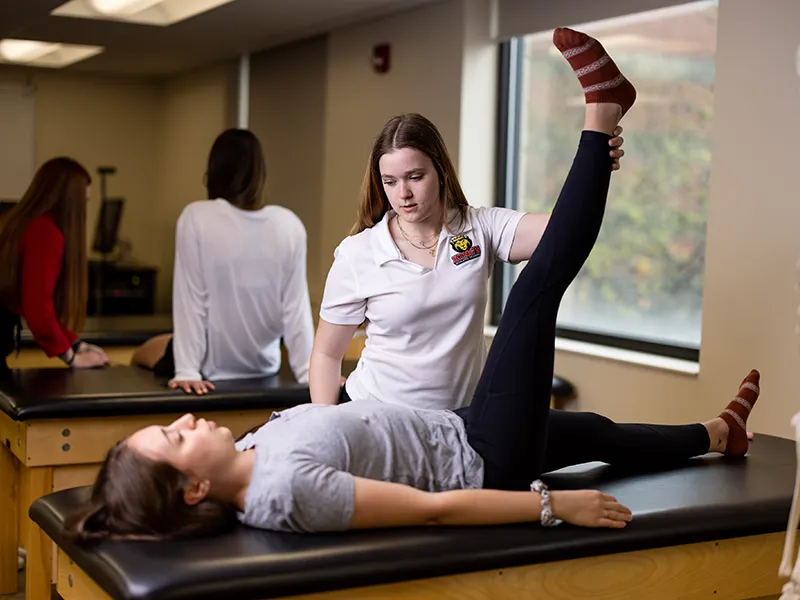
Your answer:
[370,208,476,266]
[371,211,402,266]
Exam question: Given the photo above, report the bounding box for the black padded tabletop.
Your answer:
[0,366,310,421]
[20,315,173,348]
[31,434,796,600]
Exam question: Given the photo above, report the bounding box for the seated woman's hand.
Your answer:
[550,489,632,529]
[610,125,625,171]
[168,379,215,395]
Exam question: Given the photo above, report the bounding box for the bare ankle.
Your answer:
[703,417,729,453]
[584,103,622,135]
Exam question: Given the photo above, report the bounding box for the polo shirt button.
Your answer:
[361,416,370,424]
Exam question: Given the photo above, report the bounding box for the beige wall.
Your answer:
[320,0,466,289]
[34,75,163,276]
[0,63,236,313]
[155,62,237,311]
[249,37,327,308]
[0,67,164,266]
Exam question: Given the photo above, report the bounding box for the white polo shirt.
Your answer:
[320,206,525,411]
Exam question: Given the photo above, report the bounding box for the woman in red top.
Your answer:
[0,157,109,370]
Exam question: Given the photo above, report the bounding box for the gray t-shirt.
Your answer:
[234,400,484,533]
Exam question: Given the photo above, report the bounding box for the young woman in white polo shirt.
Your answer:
[132,129,314,393]
[310,37,630,411]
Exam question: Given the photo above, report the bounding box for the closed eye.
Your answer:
[161,428,183,445]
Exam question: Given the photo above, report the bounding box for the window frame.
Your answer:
[491,37,701,363]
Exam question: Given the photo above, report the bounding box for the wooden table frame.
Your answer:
[0,407,277,600]
[51,532,790,600]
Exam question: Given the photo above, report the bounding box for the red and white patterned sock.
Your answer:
[719,369,760,457]
[553,27,637,117]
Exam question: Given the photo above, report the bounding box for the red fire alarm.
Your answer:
[372,43,391,74]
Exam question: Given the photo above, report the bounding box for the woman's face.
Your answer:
[127,413,237,484]
[378,148,442,225]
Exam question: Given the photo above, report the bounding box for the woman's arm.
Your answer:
[19,221,78,359]
[309,319,359,404]
[281,222,315,384]
[170,209,211,392]
[507,213,551,264]
[349,477,632,529]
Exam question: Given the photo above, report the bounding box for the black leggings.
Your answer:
[462,131,709,490]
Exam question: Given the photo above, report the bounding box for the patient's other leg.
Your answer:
[130,334,172,370]
[541,370,761,472]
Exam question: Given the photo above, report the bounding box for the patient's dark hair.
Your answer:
[66,440,237,542]
[205,128,267,211]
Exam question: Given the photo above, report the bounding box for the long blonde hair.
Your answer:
[351,114,469,235]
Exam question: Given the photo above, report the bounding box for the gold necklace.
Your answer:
[396,217,440,256]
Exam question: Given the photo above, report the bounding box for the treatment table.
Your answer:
[28,433,798,600]
[0,365,311,599]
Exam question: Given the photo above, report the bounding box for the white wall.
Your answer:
[553,0,800,438]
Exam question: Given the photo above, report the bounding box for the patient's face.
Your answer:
[127,413,237,482]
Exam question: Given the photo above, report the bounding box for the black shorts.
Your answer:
[152,337,175,379]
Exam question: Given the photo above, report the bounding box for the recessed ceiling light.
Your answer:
[88,0,165,16]
[0,39,104,68]
[51,0,237,26]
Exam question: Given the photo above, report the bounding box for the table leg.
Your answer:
[0,442,19,594]
[21,465,53,600]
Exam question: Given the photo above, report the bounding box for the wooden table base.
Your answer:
[55,532,792,600]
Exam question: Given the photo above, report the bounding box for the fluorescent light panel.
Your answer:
[51,0,237,26]
[0,39,104,68]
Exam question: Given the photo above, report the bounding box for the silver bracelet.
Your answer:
[531,479,558,527]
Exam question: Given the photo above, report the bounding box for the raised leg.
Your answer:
[0,442,19,594]
[464,27,635,491]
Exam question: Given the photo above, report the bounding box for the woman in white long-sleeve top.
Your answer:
[132,129,314,394]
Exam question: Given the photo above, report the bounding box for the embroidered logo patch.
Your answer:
[450,234,481,266]
[450,235,473,252]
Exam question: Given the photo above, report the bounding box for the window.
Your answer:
[494,1,718,361]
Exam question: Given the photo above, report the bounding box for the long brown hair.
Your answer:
[351,113,470,235]
[0,157,90,333]
[66,440,238,542]
[205,128,267,211]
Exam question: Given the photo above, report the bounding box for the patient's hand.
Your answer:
[169,379,215,395]
[550,489,633,529]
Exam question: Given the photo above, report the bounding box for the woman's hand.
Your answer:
[610,125,625,171]
[77,342,110,365]
[550,489,632,528]
[71,350,109,369]
[168,379,215,395]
